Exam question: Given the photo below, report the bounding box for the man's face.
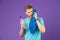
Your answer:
[25,8,33,17]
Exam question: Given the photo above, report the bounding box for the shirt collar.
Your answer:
[28,17,31,20]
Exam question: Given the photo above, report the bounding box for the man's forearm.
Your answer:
[19,29,24,37]
[36,20,46,33]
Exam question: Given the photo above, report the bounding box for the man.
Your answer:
[19,5,46,40]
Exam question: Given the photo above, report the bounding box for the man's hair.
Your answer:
[25,5,33,11]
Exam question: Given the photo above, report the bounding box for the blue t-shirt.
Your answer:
[24,17,44,40]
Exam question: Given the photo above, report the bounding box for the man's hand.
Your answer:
[34,12,38,19]
[20,22,25,29]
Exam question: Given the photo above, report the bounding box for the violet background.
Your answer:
[0,0,60,40]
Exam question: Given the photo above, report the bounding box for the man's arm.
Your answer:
[19,28,24,37]
[34,13,46,33]
[19,23,25,37]
[36,20,46,33]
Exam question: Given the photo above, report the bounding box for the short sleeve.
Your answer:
[38,17,44,25]
[23,18,29,29]
[24,19,27,29]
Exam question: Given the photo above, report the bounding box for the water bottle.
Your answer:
[20,16,25,29]
[20,16,24,24]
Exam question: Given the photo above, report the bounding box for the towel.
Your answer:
[29,9,38,33]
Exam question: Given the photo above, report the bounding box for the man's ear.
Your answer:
[25,12,27,15]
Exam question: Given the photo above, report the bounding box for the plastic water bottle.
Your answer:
[20,16,24,24]
[20,16,25,29]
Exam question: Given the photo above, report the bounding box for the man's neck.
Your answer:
[28,16,32,19]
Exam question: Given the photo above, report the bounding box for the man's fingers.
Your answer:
[20,23,25,28]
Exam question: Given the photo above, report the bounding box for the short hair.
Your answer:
[25,5,33,11]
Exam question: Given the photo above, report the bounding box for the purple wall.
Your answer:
[0,0,60,40]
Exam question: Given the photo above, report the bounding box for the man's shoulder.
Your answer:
[24,17,29,23]
[24,17,44,21]
[38,17,44,25]
[38,17,43,20]
[24,18,28,21]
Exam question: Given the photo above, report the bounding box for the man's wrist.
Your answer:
[35,17,38,20]
[20,27,24,30]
